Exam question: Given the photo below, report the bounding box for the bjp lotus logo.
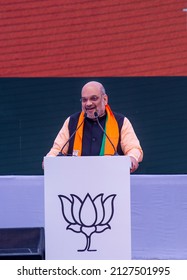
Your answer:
[58,193,116,252]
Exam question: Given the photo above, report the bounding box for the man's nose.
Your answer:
[86,99,92,106]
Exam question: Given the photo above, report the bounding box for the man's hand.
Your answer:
[129,156,139,173]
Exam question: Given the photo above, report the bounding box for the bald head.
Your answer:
[81,81,106,95]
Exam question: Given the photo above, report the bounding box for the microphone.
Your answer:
[57,112,87,156]
[94,111,118,156]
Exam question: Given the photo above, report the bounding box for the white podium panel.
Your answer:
[44,156,131,260]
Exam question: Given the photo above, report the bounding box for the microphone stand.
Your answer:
[57,113,87,156]
[94,112,118,156]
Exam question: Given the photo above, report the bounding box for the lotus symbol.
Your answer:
[58,193,116,252]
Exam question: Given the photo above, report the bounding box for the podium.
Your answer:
[44,156,131,260]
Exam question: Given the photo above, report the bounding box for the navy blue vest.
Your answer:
[67,111,125,156]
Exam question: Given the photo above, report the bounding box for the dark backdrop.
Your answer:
[0,77,186,175]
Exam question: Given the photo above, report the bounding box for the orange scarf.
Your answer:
[73,104,119,156]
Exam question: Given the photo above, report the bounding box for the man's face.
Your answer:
[81,84,108,119]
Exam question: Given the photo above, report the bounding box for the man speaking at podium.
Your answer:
[46,81,143,173]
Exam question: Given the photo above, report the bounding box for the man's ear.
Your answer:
[104,94,108,105]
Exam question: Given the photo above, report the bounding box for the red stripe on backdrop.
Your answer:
[0,0,187,76]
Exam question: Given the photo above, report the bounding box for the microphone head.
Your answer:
[94,111,99,118]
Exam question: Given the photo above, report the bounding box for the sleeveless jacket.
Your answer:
[67,111,125,156]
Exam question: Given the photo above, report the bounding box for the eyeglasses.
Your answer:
[80,95,101,103]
